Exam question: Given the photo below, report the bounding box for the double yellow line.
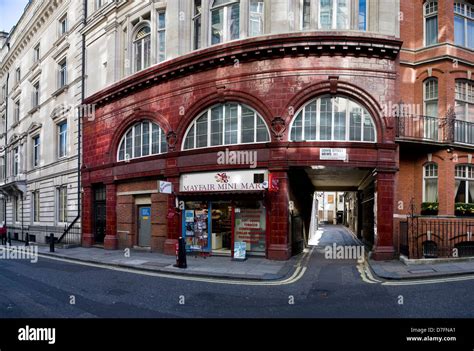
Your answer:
[32,247,313,286]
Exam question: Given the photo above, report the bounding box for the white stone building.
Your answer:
[0,0,84,243]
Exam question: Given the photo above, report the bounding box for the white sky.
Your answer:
[0,0,30,33]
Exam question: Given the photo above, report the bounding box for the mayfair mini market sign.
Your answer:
[180,170,268,192]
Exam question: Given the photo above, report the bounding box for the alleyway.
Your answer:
[308,224,361,248]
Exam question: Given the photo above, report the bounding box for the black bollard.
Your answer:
[49,233,55,252]
[25,233,29,247]
[177,236,187,269]
[7,233,11,246]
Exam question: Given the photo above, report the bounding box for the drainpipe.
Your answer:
[4,70,9,225]
[77,0,87,222]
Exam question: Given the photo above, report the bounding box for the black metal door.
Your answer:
[94,201,106,243]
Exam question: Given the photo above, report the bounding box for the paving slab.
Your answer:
[7,243,300,281]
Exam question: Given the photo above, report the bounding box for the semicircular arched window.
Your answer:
[133,23,151,72]
[117,121,167,162]
[182,103,270,150]
[289,95,376,142]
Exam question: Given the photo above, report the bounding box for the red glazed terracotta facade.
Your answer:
[82,32,402,260]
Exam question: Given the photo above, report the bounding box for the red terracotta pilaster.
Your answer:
[164,176,181,255]
[372,170,396,260]
[104,183,118,250]
[82,186,94,247]
[267,171,290,260]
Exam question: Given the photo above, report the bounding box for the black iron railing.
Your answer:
[396,113,474,147]
[396,115,441,142]
[5,223,81,247]
[404,216,474,259]
[454,120,474,145]
[57,217,81,246]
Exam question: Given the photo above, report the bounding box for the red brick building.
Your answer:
[396,0,474,258]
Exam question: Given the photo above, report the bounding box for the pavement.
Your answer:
[369,256,474,280]
[1,241,300,281]
[312,224,474,281]
[5,222,474,282]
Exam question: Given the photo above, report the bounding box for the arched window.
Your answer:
[289,95,376,142]
[182,103,270,150]
[423,163,438,203]
[117,121,167,161]
[455,164,474,203]
[454,2,474,49]
[424,1,438,46]
[133,23,151,72]
[211,0,240,45]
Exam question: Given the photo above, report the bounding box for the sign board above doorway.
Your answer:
[320,148,347,161]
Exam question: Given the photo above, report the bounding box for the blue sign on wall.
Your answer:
[141,208,151,217]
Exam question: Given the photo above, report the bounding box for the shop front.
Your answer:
[179,170,268,257]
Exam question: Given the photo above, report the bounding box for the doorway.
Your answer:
[138,206,151,247]
[93,185,106,244]
[211,201,233,255]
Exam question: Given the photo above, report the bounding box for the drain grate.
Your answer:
[407,269,436,274]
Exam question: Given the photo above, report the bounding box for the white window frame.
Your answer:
[455,80,474,120]
[424,1,438,46]
[423,163,438,202]
[117,121,167,162]
[192,0,203,50]
[317,0,351,30]
[57,186,68,224]
[132,22,152,73]
[455,164,474,203]
[454,2,474,49]
[58,121,68,159]
[32,190,40,223]
[33,44,40,63]
[301,0,312,30]
[249,0,265,37]
[32,82,40,108]
[14,195,21,224]
[32,134,40,168]
[14,100,20,123]
[423,78,438,117]
[209,0,241,45]
[58,58,67,89]
[157,11,166,63]
[12,146,19,177]
[15,67,21,84]
[0,156,4,182]
[182,103,270,150]
[96,0,104,11]
[59,14,68,36]
[288,95,377,143]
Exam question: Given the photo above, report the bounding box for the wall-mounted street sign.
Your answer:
[320,148,347,161]
[159,181,173,194]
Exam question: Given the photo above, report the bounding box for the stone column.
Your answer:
[372,170,396,260]
[104,182,118,250]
